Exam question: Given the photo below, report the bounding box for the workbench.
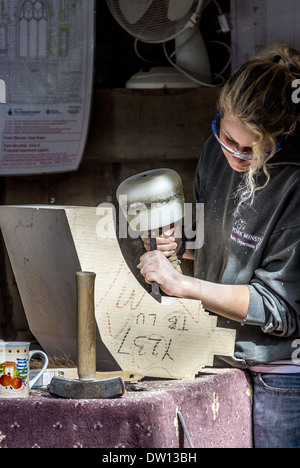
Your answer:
[0,369,253,449]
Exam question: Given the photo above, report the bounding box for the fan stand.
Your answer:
[126,29,211,89]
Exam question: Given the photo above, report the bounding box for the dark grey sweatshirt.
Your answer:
[194,133,300,368]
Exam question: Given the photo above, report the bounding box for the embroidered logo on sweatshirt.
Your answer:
[231,219,263,251]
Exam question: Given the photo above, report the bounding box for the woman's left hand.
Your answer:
[138,250,185,298]
[139,248,250,324]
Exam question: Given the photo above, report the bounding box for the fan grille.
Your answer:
[106,0,201,43]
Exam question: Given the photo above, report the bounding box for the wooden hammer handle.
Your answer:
[76,271,96,381]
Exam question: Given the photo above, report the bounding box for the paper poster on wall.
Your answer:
[0,0,94,175]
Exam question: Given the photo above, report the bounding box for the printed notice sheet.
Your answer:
[0,0,94,175]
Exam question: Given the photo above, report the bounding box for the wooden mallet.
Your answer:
[49,272,126,399]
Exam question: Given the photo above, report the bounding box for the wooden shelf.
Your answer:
[86,88,220,161]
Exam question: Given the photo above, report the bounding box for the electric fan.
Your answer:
[106,0,213,88]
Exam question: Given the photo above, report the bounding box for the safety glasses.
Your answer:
[212,112,283,161]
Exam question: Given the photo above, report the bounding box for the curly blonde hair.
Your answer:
[218,43,300,214]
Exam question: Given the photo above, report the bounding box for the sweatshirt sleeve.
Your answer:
[243,225,300,337]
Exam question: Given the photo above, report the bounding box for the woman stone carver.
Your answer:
[138,44,300,448]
